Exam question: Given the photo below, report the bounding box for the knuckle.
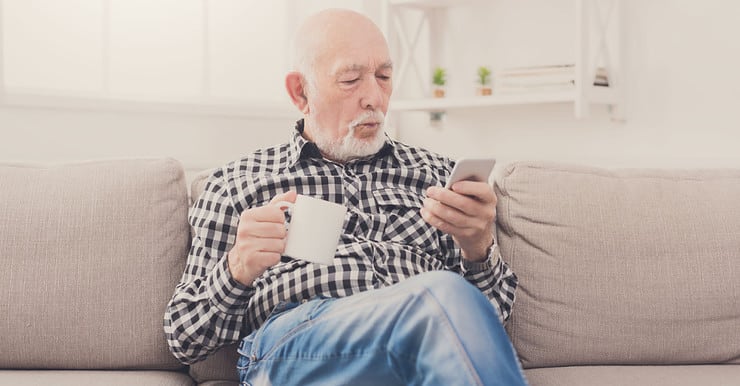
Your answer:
[484,209,496,222]
[461,202,476,214]
[276,225,287,238]
[429,220,442,231]
[435,202,448,217]
[463,228,477,239]
[429,198,442,211]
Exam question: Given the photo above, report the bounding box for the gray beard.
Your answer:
[307,112,387,163]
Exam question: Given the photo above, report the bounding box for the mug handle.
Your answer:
[274,201,294,211]
[274,201,294,229]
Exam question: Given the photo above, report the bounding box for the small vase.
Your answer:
[477,86,492,96]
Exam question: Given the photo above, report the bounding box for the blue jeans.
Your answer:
[237,271,527,386]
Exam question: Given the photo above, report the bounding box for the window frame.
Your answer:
[0,0,296,118]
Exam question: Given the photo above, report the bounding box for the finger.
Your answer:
[243,251,282,270]
[421,205,487,239]
[241,205,287,224]
[240,220,287,239]
[255,237,288,254]
[420,206,455,235]
[239,236,287,255]
[427,185,494,217]
[422,197,471,229]
[269,190,298,207]
[449,181,496,204]
[422,203,495,252]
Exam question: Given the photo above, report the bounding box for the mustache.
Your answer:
[349,111,385,130]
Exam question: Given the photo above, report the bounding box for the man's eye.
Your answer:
[377,75,391,81]
[341,79,359,85]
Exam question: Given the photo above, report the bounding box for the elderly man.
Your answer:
[165,8,527,386]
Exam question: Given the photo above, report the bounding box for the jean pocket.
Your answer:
[237,332,256,358]
[237,333,257,382]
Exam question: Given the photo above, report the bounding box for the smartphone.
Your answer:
[444,158,497,188]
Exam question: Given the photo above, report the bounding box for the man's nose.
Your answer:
[360,77,385,110]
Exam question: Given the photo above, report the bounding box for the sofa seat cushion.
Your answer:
[495,162,740,368]
[524,365,740,386]
[0,159,190,370]
[189,344,240,384]
[0,370,194,386]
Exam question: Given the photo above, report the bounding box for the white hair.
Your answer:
[289,29,318,96]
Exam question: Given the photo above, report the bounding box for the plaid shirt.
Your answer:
[164,120,518,364]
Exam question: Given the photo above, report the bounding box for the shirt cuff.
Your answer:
[461,243,501,274]
[206,254,255,315]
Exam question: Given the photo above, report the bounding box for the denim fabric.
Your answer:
[237,271,527,386]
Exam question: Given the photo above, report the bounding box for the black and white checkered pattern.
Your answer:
[164,120,518,364]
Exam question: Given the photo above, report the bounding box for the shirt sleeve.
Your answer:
[163,173,254,365]
[459,235,518,324]
[437,157,518,323]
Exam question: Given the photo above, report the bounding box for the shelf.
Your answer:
[384,0,624,122]
[391,90,579,112]
[388,0,484,10]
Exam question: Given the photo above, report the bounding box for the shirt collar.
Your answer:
[287,119,323,166]
[288,119,400,166]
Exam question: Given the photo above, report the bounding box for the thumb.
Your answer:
[269,190,297,209]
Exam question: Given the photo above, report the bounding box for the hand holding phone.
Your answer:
[427,158,498,260]
[444,158,497,189]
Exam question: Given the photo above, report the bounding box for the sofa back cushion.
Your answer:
[0,158,189,370]
[186,169,240,383]
[495,162,740,368]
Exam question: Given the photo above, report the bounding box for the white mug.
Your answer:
[276,195,347,265]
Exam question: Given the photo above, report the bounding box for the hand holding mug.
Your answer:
[277,195,347,265]
[228,191,297,286]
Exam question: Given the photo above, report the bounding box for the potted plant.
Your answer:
[477,66,493,96]
[432,67,447,98]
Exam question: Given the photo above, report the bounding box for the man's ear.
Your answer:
[286,72,309,114]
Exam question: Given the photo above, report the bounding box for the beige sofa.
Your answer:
[495,162,740,385]
[1,158,738,385]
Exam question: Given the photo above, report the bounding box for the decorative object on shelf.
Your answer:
[476,66,493,96]
[593,67,610,87]
[429,111,446,127]
[432,67,447,98]
[496,64,576,94]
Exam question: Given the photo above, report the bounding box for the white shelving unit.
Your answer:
[392,91,577,111]
[383,0,623,122]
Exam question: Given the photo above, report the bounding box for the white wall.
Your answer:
[2,0,740,183]
[0,1,371,183]
[0,0,329,182]
[0,106,293,181]
[396,0,740,169]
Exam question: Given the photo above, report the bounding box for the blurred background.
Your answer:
[1,0,739,182]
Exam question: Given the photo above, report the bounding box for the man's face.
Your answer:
[304,30,393,160]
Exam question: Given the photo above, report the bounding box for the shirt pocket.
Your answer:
[372,188,439,252]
